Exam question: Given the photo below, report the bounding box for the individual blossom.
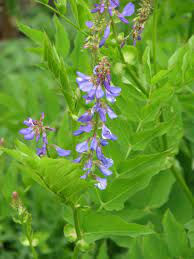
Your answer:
[19,113,70,157]
[85,0,135,49]
[132,0,152,45]
[74,57,121,190]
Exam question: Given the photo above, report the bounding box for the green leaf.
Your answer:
[2,141,88,204]
[185,219,194,248]
[151,70,169,85]
[131,169,175,210]
[81,211,153,243]
[54,0,66,14]
[18,23,44,45]
[97,242,109,259]
[162,210,189,257]
[143,234,170,259]
[131,120,176,151]
[100,152,171,211]
[53,16,70,58]
[43,33,74,110]
[122,46,138,65]
[69,0,79,27]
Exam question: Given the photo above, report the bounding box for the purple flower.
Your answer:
[37,144,47,157]
[55,146,71,157]
[76,140,89,153]
[95,177,107,190]
[20,113,70,158]
[74,60,120,189]
[102,124,117,141]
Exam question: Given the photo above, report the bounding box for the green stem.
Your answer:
[72,205,82,240]
[188,11,194,40]
[25,226,38,259]
[153,0,158,75]
[36,1,87,36]
[110,18,148,97]
[72,244,80,259]
[172,166,194,208]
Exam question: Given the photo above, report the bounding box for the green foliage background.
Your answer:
[1,0,194,258]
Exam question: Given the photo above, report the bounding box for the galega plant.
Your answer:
[2,0,194,258]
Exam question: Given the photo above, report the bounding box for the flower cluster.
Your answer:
[74,57,121,190]
[19,113,70,157]
[85,0,135,49]
[132,0,152,45]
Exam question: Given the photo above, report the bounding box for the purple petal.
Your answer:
[76,72,90,79]
[102,124,117,141]
[19,127,33,135]
[83,159,92,170]
[76,140,89,153]
[37,144,47,157]
[91,136,98,151]
[41,112,45,120]
[102,157,114,168]
[117,13,129,24]
[73,124,93,136]
[42,131,48,144]
[23,118,34,126]
[76,79,93,92]
[99,38,106,48]
[36,134,40,142]
[24,131,35,140]
[96,86,104,99]
[55,146,71,157]
[106,91,116,103]
[96,145,104,161]
[98,108,106,122]
[107,106,117,119]
[73,156,82,163]
[95,177,107,190]
[100,3,105,13]
[86,21,94,28]
[80,171,90,179]
[78,112,93,123]
[109,86,121,96]
[99,164,113,176]
[122,2,135,16]
[104,25,111,39]
[100,139,109,146]
[109,0,119,8]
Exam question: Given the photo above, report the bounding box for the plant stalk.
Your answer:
[110,17,148,97]
[152,0,158,75]
[72,205,82,240]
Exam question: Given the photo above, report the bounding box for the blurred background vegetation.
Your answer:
[0,0,194,258]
